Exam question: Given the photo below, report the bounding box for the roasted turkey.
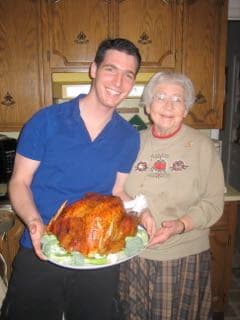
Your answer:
[47,192,139,256]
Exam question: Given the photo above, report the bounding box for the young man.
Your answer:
[1,38,141,320]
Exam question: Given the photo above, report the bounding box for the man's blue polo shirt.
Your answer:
[17,95,140,248]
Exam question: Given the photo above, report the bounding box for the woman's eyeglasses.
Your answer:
[152,93,185,107]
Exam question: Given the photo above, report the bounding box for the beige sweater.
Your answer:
[125,125,225,261]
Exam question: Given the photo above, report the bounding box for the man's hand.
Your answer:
[28,218,46,260]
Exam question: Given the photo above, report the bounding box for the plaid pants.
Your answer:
[118,250,212,320]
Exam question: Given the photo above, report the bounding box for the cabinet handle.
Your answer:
[138,32,152,45]
[74,32,89,45]
[187,0,198,4]
[212,295,220,302]
[1,232,7,241]
[1,92,15,107]
[227,235,231,246]
[210,251,214,261]
[195,90,207,104]
[116,0,170,3]
[217,0,225,6]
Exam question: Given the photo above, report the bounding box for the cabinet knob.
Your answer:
[138,32,152,45]
[1,92,15,107]
[74,32,89,45]
[195,90,207,104]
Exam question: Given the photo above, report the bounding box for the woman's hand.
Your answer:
[28,218,46,260]
[149,219,185,246]
[140,209,156,240]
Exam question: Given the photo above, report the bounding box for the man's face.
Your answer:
[90,49,138,109]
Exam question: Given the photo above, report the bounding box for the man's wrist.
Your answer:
[26,216,43,227]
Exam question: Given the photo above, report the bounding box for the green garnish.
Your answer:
[84,256,108,265]
[41,226,149,267]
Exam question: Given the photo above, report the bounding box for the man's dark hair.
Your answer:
[94,38,142,74]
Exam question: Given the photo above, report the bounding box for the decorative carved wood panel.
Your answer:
[210,229,229,311]
[210,201,238,313]
[182,0,228,128]
[0,0,44,131]
[48,0,112,69]
[114,0,183,71]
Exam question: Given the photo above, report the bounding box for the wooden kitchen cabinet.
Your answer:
[43,0,183,72]
[182,0,228,129]
[0,231,11,282]
[0,0,229,131]
[210,201,238,314]
[42,0,227,129]
[0,215,24,281]
[0,0,45,131]
[44,0,112,71]
[113,0,183,71]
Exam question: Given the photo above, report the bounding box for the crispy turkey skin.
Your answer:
[47,193,139,256]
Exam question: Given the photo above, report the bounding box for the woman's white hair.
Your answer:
[140,71,196,112]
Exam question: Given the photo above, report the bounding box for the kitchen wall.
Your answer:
[220,21,240,188]
[228,0,240,20]
[223,0,240,253]
[220,20,240,253]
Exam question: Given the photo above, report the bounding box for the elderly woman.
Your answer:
[119,71,225,320]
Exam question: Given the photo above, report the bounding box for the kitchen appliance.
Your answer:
[0,135,17,184]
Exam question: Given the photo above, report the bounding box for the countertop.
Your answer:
[224,185,240,202]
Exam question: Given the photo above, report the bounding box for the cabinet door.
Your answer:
[0,0,44,131]
[182,0,227,128]
[210,201,238,313]
[0,233,10,281]
[210,229,229,312]
[46,0,112,70]
[0,215,24,281]
[115,0,183,71]
[6,216,24,280]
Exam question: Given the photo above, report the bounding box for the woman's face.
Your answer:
[146,82,187,136]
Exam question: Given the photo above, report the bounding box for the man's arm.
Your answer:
[8,153,46,259]
[112,172,131,201]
